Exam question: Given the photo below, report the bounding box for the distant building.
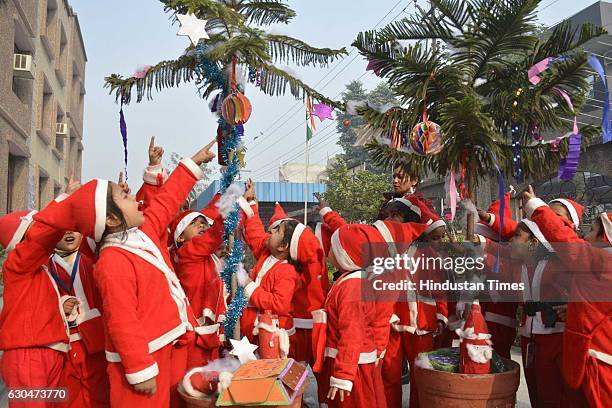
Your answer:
[278,162,328,183]
[0,0,87,215]
[195,180,327,226]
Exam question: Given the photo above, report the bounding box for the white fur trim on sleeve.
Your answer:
[143,164,168,186]
[7,211,37,251]
[289,223,306,260]
[244,281,259,300]
[125,362,159,385]
[319,207,332,217]
[237,196,255,219]
[466,344,493,364]
[180,158,204,180]
[487,213,496,227]
[437,313,448,325]
[330,376,353,392]
[94,180,109,243]
[524,197,547,218]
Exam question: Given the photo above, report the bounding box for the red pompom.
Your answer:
[190,371,219,395]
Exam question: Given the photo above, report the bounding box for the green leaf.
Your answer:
[267,34,347,67]
[239,0,296,25]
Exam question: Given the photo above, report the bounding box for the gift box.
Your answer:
[217,359,309,407]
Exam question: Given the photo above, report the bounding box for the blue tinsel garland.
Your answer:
[195,47,247,337]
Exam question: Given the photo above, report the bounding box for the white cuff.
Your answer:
[524,197,547,218]
[487,213,496,227]
[437,313,448,325]
[244,281,259,300]
[389,313,400,324]
[180,158,204,180]
[330,376,353,392]
[237,196,255,219]
[319,207,332,217]
[143,164,168,186]
[202,308,216,322]
[125,362,159,385]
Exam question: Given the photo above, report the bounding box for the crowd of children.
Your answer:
[0,139,610,408]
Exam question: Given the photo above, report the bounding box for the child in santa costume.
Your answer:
[548,198,584,231]
[32,142,215,406]
[170,192,226,369]
[237,180,299,356]
[508,217,576,407]
[475,193,519,359]
[523,187,611,407]
[47,231,109,407]
[0,181,81,408]
[266,201,329,365]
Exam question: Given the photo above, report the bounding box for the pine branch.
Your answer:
[535,21,607,62]
[257,62,342,108]
[267,34,347,67]
[239,0,295,25]
[207,28,269,62]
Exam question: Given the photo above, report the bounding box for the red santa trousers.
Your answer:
[107,344,172,407]
[58,341,109,407]
[170,344,189,408]
[0,347,64,408]
[582,354,612,408]
[382,330,433,408]
[521,334,585,408]
[289,328,313,364]
[317,357,386,408]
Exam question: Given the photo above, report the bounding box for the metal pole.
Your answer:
[304,139,310,224]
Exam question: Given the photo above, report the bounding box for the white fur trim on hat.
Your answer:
[550,198,579,229]
[390,197,421,217]
[330,229,361,271]
[425,219,446,234]
[601,213,612,243]
[521,219,554,252]
[474,223,498,241]
[289,223,306,260]
[269,218,291,231]
[182,367,208,398]
[174,212,205,243]
[373,220,397,257]
[94,180,109,242]
[6,210,37,251]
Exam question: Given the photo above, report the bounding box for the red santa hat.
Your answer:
[520,219,554,252]
[475,193,517,241]
[314,222,332,256]
[268,202,292,230]
[169,210,213,244]
[408,197,446,234]
[0,210,38,251]
[600,212,612,244]
[373,220,428,248]
[33,179,109,242]
[182,367,219,398]
[330,224,384,271]
[456,302,492,374]
[549,198,584,230]
[389,197,422,218]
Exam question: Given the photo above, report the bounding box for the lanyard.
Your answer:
[49,253,80,293]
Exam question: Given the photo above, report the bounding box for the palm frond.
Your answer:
[257,62,342,108]
[239,0,295,25]
[161,0,245,31]
[267,34,347,67]
[207,28,269,62]
[536,21,607,61]
[430,0,475,33]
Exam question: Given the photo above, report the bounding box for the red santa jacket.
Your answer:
[94,160,201,385]
[526,198,612,388]
[46,250,105,354]
[241,205,298,340]
[319,207,348,233]
[324,270,378,392]
[0,198,70,352]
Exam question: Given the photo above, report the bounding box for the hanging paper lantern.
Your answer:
[222,92,252,125]
[342,119,351,127]
[409,120,443,156]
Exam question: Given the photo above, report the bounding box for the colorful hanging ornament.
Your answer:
[409,120,442,156]
[222,92,252,125]
[132,65,151,79]
[342,118,351,127]
[312,103,334,121]
[558,119,581,181]
[176,13,209,46]
[366,59,384,76]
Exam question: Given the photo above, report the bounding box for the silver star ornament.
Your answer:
[176,13,209,46]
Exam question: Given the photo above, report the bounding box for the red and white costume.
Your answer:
[526,199,612,407]
[34,159,203,407]
[0,205,69,408]
[47,248,109,407]
[238,201,298,355]
[548,198,584,230]
[456,302,492,374]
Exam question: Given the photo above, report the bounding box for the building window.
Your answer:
[7,154,16,213]
[12,43,33,105]
[38,172,49,210]
[55,110,65,153]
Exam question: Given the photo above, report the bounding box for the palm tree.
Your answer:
[104,0,346,106]
[352,0,605,237]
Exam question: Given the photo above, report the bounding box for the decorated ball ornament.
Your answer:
[342,119,351,127]
[409,120,443,156]
[222,91,252,125]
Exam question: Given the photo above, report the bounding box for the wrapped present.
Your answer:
[217,359,309,407]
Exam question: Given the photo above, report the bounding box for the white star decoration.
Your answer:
[176,13,209,46]
[229,336,258,364]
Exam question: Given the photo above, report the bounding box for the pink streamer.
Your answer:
[527,58,552,85]
[555,87,579,133]
[448,168,457,221]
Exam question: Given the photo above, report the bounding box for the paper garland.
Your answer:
[119,101,128,180]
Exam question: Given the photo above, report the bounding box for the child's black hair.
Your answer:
[382,201,421,223]
[517,222,555,260]
[281,219,303,272]
[101,185,129,242]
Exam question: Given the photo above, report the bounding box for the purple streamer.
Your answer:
[558,132,581,181]
[119,103,128,180]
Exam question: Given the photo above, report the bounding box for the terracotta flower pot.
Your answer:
[414,358,520,408]
[178,384,216,408]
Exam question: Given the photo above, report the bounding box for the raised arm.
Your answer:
[244,264,297,315]
[177,216,225,261]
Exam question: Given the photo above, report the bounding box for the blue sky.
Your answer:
[73,0,599,183]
